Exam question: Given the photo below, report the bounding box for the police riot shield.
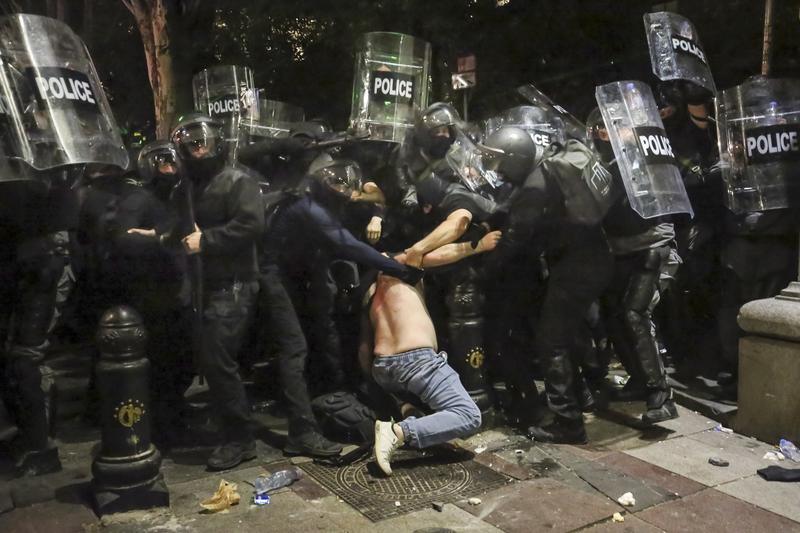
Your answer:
[644,12,715,95]
[484,106,563,154]
[517,84,588,143]
[192,65,258,159]
[445,130,502,193]
[716,76,800,213]
[0,14,128,171]
[349,32,431,143]
[243,96,304,140]
[595,80,694,219]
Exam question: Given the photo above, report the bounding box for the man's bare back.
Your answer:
[370,274,437,356]
[360,231,501,362]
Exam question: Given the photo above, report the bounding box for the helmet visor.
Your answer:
[314,160,362,197]
[171,122,222,160]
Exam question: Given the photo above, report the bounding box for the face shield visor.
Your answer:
[171,122,223,161]
[311,159,363,198]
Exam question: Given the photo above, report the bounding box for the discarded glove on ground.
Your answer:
[200,479,241,513]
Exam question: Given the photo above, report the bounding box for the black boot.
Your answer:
[611,377,647,401]
[527,416,588,444]
[207,439,257,471]
[642,388,678,425]
[13,441,61,477]
[285,430,343,457]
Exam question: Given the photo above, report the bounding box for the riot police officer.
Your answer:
[168,113,265,470]
[0,167,78,475]
[124,141,194,445]
[394,102,462,212]
[587,108,679,425]
[484,126,614,443]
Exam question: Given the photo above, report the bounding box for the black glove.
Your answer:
[399,265,424,285]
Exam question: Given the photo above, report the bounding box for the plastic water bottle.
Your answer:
[254,468,304,504]
[779,439,800,462]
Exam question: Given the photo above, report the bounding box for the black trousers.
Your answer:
[536,244,613,421]
[0,241,65,450]
[602,246,670,390]
[282,264,345,394]
[258,265,319,437]
[197,280,258,443]
[133,283,194,433]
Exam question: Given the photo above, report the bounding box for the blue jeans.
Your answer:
[372,348,481,448]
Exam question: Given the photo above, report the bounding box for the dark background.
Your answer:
[4,0,799,139]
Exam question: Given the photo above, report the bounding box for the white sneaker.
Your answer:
[374,420,402,476]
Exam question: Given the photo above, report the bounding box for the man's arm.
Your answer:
[351,181,386,205]
[394,230,502,269]
[405,208,472,267]
[303,198,422,282]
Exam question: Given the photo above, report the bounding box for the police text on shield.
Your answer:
[671,35,706,65]
[34,73,95,105]
[744,125,800,164]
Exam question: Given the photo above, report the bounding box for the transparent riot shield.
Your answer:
[243,96,304,140]
[716,76,800,214]
[484,106,564,154]
[349,32,431,143]
[595,80,693,219]
[0,14,128,171]
[446,130,502,193]
[644,12,715,95]
[192,65,257,160]
[517,84,588,143]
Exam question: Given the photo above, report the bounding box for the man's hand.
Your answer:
[476,230,502,253]
[350,182,386,204]
[404,246,424,268]
[366,216,383,244]
[127,228,156,238]
[182,224,203,255]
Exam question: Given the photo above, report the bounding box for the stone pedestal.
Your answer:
[735,282,800,444]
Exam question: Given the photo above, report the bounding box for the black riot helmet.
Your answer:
[170,112,224,161]
[308,156,362,199]
[481,126,540,185]
[654,81,685,122]
[137,140,181,184]
[586,107,615,164]
[290,119,332,142]
[170,112,224,179]
[415,102,460,159]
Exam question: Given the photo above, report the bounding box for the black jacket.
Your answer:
[191,165,265,284]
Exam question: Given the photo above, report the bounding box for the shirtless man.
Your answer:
[360,231,501,475]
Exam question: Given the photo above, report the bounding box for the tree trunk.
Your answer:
[124,0,177,139]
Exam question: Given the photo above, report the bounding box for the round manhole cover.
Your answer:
[299,447,511,521]
[336,453,472,501]
[338,456,472,502]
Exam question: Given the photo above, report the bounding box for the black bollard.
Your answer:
[445,266,493,423]
[91,305,168,515]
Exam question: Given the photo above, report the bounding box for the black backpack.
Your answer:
[543,139,621,225]
[311,392,376,444]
